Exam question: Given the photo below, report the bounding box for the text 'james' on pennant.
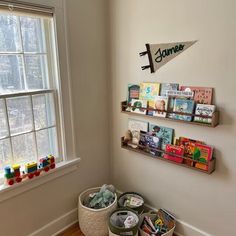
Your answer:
[140,40,197,73]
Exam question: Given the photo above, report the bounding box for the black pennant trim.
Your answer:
[141,65,151,70]
[139,51,148,56]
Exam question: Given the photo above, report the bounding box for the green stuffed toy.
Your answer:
[86,184,116,209]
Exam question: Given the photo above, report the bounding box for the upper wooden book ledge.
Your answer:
[121,101,219,127]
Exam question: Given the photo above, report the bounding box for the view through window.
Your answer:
[0,10,60,175]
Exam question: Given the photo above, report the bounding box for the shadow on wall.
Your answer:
[218,105,235,126]
[210,105,234,181]
[213,148,231,181]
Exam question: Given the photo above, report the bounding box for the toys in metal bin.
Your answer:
[4,155,55,186]
[139,209,176,236]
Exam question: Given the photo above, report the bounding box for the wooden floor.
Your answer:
[57,223,84,236]
[59,223,177,236]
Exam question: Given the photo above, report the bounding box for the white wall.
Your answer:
[0,0,110,235]
[1,1,235,235]
[109,0,236,235]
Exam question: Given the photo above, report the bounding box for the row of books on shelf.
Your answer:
[125,119,214,171]
[126,82,216,124]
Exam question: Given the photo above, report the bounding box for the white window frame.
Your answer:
[0,0,79,201]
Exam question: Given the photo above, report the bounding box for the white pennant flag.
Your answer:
[140,41,197,73]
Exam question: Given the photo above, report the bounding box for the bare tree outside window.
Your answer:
[0,12,60,174]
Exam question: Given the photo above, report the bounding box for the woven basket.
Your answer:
[78,187,117,236]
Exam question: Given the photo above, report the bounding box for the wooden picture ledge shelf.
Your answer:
[121,137,216,175]
[121,101,219,128]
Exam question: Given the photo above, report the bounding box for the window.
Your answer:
[0,4,63,176]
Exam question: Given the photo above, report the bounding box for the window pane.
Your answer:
[0,55,24,93]
[7,96,33,135]
[46,93,56,127]
[25,55,49,90]
[20,16,45,53]
[0,14,21,52]
[12,133,36,165]
[36,127,58,158]
[0,139,12,172]
[0,99,8,138]
[32,93,56,130]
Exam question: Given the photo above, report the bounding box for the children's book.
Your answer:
[153,96,168,117]
[173,99,195,121]
[194,104,216,124]
[128,118,148,132]
[193,143,213,171]
[130,99,147,115]
[160,83,179,96]
[148,97,168,117]
[180,86,213,104]
[164,144,184,163]
[178,137,204,166]
[166,90,194,98]
[166,90,194,118]
[127,84,140,104]
[128,130,140,149]
[126,84,140,111]
[149,124,174,150]
[139,82,160,101]
[139,131,162,156]
[147,100,155,116]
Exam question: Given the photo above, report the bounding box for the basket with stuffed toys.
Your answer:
[78,185,117,236]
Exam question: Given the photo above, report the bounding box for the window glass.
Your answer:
[0,55,24,93]
[32,93,56,130]
[0,138,12,172]
[0,99,8,138]
[25,55,49,90]
[7,96,33,135]
[12,132,36,165]
[20,16,46,53]
[0,15,21,52]
[36,127,58,158]
[0,10,61,176]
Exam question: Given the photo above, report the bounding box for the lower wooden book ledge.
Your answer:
[121,137,216,175]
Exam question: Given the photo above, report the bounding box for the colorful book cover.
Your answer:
[139,131,162,156]
[153,96,168,117]
[130,99,147,115]
[166,90,194,98]
[128,118,148,132]
[173,98,195,121]
[180,86,213,104]
[160,83,179,96]
[166,90,194,118]
[149,124,174,150]
[127,130,140,149]
[139,82,160,101]
[193,143,213,171]
[164,144,184,163]
[127,84,140,104]
[194,104,216,124]
[147,97,168,117]
[166,97,175,118]
[147,100,155,116]
[179,137,204,166]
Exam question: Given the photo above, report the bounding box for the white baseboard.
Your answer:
[28,208,78,236]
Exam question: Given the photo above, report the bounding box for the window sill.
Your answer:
[0,158,81,203]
